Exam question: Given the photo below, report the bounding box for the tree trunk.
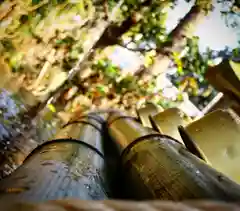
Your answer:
[139,1,212,80]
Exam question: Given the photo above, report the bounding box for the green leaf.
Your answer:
[96,85,107,95]
[105,65,120,79]
[177,93,184,101]
[97,59,106,68]
[47,104,56,113]
[55,36,75,46]
[9,53,24,72]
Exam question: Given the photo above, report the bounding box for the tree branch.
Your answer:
[94,0,153,48]
[34,1,125,114]
[135,1,212,81]
[94,16,134,48]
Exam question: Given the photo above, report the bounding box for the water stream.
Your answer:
[0,87,62,179]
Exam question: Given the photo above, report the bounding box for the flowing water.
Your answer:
[0,86,62,179]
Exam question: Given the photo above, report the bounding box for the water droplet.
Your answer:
[85,184,90,189]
